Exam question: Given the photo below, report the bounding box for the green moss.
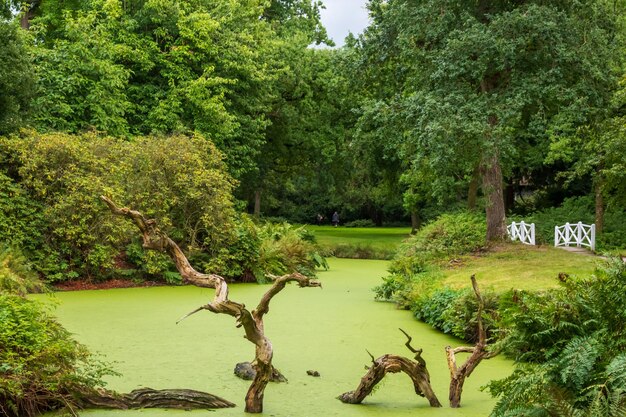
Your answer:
[39,259,511,416]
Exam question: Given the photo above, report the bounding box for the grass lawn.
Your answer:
[306,225,412,259]
[441,243,603,292]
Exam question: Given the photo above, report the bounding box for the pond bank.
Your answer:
[41,258,512,416]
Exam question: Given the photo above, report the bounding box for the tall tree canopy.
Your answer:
[25,0,331,191]
[351,0,623,240]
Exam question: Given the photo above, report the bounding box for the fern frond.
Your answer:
[554,336,601,391]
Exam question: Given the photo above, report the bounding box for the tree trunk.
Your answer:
[504,183,515,213]
[100,196,321,413]
[253,190,261,218]
[480,153,506,241]
[19,1,39,30]
[467,165,480,211]
[411,210,421,234]
[594,174,604,235]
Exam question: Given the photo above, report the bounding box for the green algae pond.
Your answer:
[41,259,512,417]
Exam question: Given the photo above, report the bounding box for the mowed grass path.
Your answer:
[441,244,602,292]
[307,225,412,259]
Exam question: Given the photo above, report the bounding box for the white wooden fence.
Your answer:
[507,221,536,245]
[554,222,596,251]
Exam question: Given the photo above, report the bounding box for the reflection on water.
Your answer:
[40,258,511,417]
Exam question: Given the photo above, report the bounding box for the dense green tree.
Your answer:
[547,74,626,234]
[0,19,34,134]
[354,0,623,240]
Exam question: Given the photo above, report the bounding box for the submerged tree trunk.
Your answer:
[339,329,441,408]
[445,276,498,408]
[100,196,321,413]
[480,152,506,241]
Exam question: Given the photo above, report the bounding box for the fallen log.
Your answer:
[75,387,235,410]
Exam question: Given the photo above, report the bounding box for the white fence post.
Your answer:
[554,225,559,247]
[530,223,536,246]
[590,224,596,251]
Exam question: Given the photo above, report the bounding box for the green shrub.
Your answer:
[0,246,46,295]
[344,219,376,228]
[374,211,486,308]
[0,294,115,417]
[255,222,328,281]
[373,274,410,302]
[1,131,238,282]
[442,288,500,342]
[413,287,463,334]
[0,172,45,255]
[393,211,487,266]
[192,215,261,282]
[322,243,396,260]
[374,267,444,309]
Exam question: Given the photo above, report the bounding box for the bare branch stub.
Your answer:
[101,196,321,413]
[445,275,499,408]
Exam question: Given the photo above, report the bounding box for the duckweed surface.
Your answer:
[41,259,512,416]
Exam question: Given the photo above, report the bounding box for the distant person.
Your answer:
[332,211,339,227]
[316,213,324,225]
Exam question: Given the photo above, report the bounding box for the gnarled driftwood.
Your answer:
[101,196,321,413]
[445,275,498,408]
[338,328,441,407]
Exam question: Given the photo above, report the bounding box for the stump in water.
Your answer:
[445,275,498,408]
[338,329,442,407]
[234,362,288,382]
[101,196,321,413]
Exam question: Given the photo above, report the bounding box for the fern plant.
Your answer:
[487,259,626,416]
[0,246,45,295]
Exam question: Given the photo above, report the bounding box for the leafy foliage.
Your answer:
[488,259,626,415]
[256,222,327,281]
[0,20,34,134]
[390,211,486,273]
[1,131,237,282]
[0,249,113,417]
[0,293,115,417]
[0,246,45,295]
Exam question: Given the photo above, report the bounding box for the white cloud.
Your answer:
[319,0,369,47]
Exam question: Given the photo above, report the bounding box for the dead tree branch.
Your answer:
[338,330,441,407]
[101,196,321,413]
[445,275,498,408]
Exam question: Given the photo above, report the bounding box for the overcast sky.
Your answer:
[319,0,370,47]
